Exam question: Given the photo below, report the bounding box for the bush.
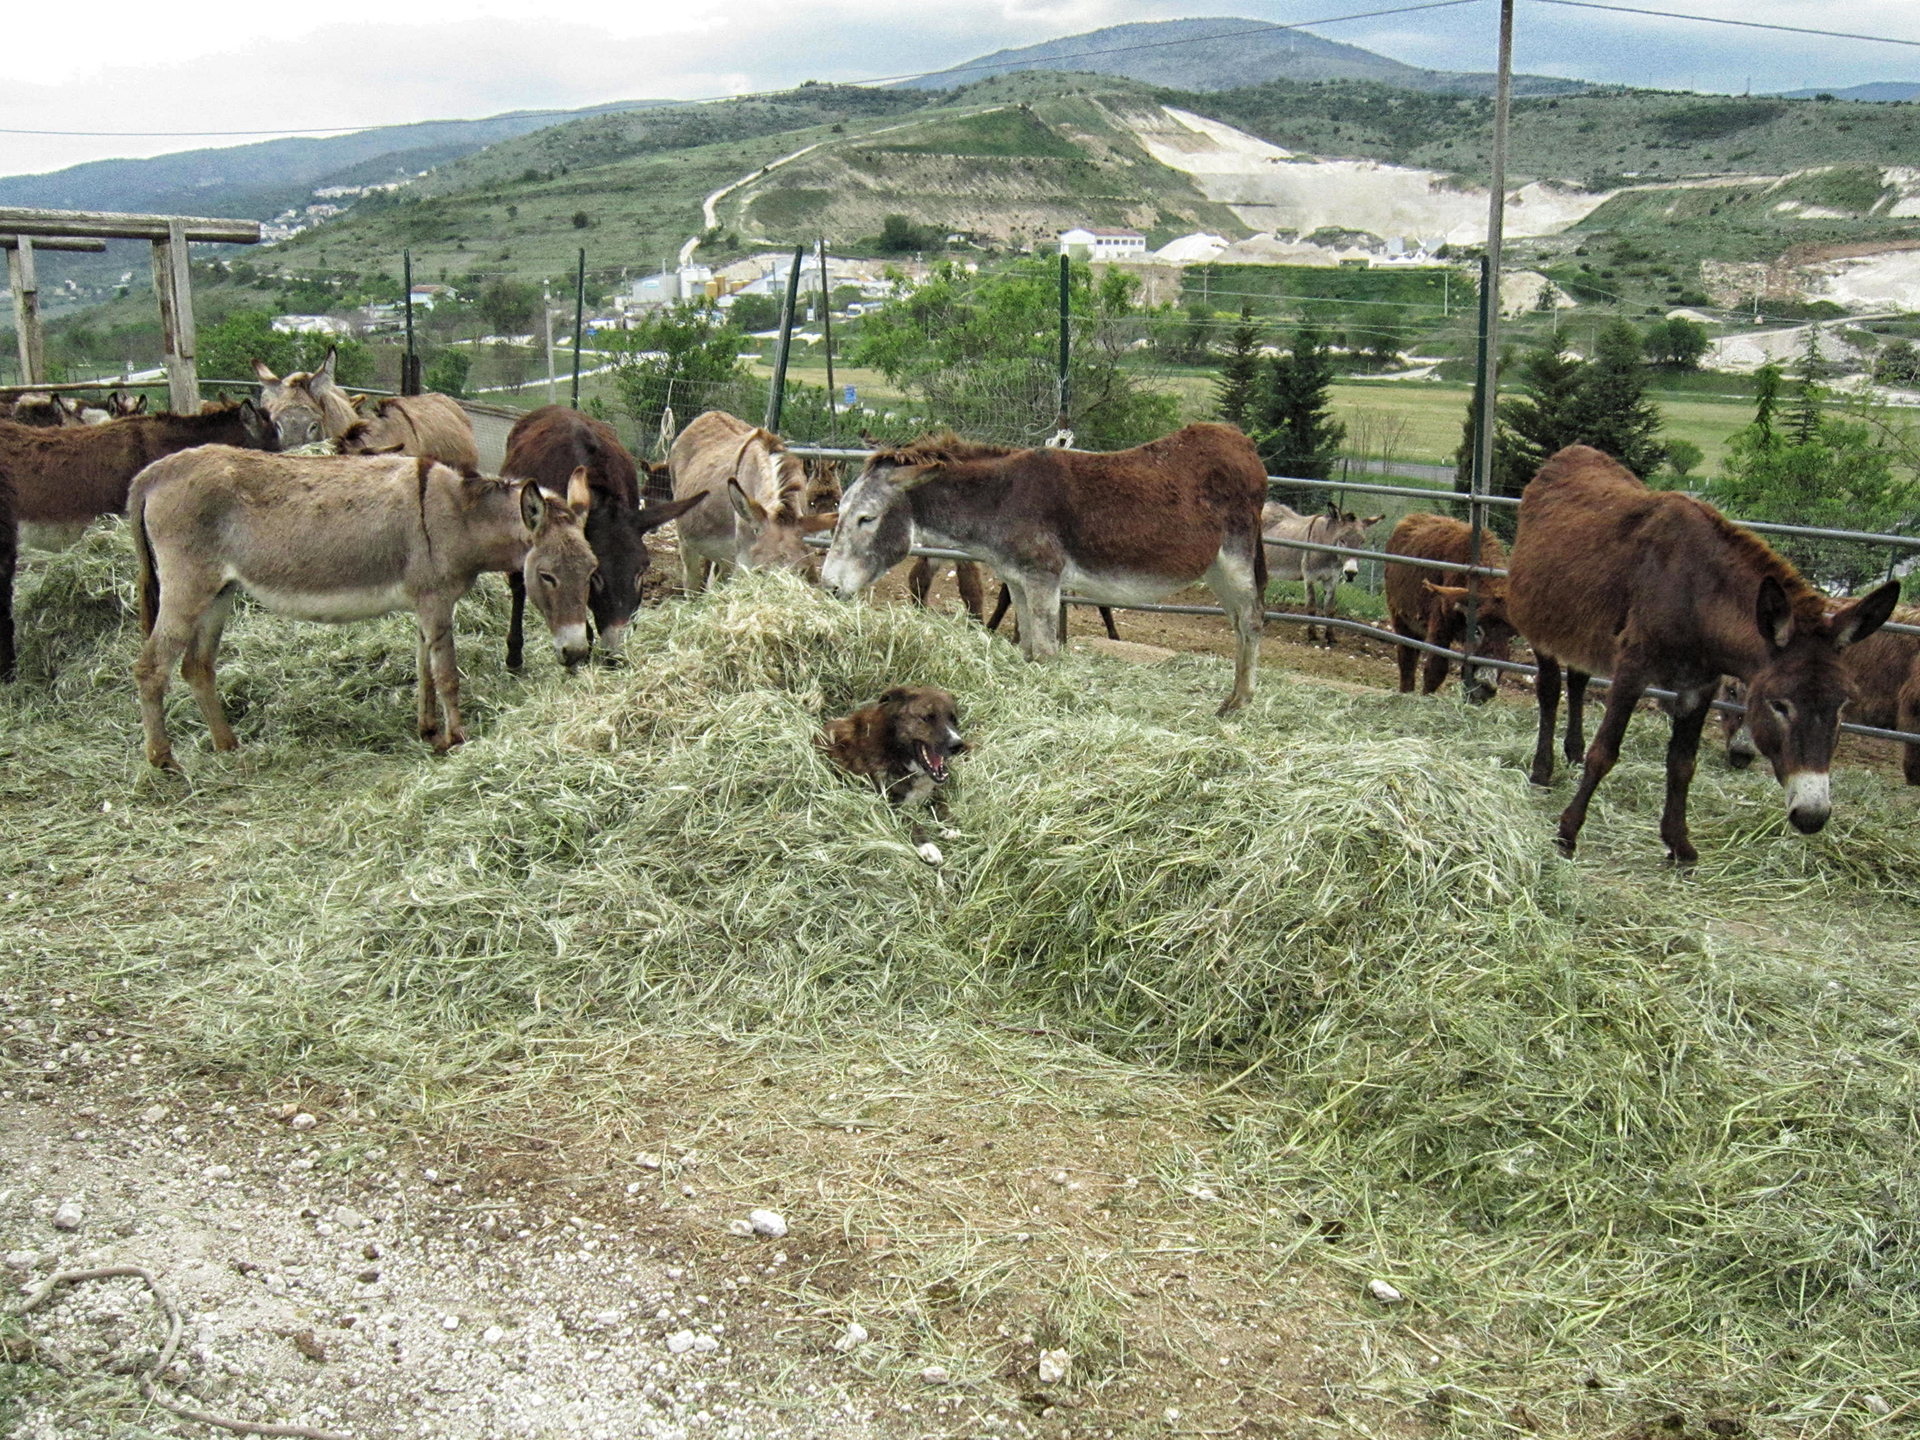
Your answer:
[424,348,470,398]
[198,311,373,388]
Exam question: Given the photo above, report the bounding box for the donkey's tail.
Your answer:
[132,491,160,637]
[1252,511,1269,608]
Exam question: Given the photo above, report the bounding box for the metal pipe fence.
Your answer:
[793,447,1920,749]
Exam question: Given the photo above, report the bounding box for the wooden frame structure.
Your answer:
[5,235,106,390]
[0,207,261,414]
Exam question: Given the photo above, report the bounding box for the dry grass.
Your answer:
[3,523,1919,1436]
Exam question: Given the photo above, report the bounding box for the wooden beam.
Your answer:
[152,221,201,414]
[1,236,107,254]
[7,238,44,386]
[0,207,260,245]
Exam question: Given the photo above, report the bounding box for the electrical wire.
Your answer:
[1529,0,1920,50]
[0,0,1486,139]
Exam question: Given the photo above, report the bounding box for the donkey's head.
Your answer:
[517,467,600,667]
[1743,576,1900,832]
[580,488,709,659]
[1422,580,1517,704]
[726,479,837,577]
[821,455,924,599]
[252,347,352,447]
[1326,504,1384,582]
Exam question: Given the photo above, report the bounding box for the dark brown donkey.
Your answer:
[131,451,598,769]
[0,400,276,681]
[1383,512,1517,703]
[501,406,705,666]
[1507,445,1899,862]
[1722,603,1920,785]
[822,424,1268,714]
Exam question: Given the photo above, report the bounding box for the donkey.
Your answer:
[339,393,480,471]
[130,451,598,770]
[105,391,149,419]
[671,410,834,587]
[1383,512,1516,703]
[502,406,705,666]
[0,400,276,681]
[823,424,1268,714]
[1507,445,1899,863]
[1721,603,1920,786]
[252,348,357,447]
[1262,500,1382,646]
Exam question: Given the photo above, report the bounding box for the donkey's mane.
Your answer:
[876,431,1022,468]
[1688,493,1828,623]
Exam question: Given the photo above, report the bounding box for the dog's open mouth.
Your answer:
[916,741,951,784]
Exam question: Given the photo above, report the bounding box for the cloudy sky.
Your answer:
[4,0,1918,177]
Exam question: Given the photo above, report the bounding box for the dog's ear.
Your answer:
[877,686,914,709]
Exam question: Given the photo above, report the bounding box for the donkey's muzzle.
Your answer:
[1784,771,1831,833]
[553,623,592,667]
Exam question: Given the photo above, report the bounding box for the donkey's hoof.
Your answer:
[146,747,181,774]
[1528,763,1555,788]
[1665,844,1698,869]
[211,734,240,753]
[431,728,468,753]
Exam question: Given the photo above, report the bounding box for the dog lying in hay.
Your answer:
[821,686,969,864]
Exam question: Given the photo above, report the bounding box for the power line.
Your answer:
[1530,0,1920,50]
[0,0,1484,139]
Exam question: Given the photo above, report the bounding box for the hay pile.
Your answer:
[4,539,1919,1432]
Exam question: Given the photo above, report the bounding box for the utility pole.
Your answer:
[401,249,421,395]
[818,237,838,442]
[1463,0,1513,697]
[570,248,585,409]
[1055,250,1071,434]
[544,281,556,404]
[765,246,804,434]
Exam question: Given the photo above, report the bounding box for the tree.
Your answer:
[477,280,541,338]
[425,349,469,398]
[1252,326,1345,480]
[1643,316,1710,369]
[1567,319,1667,478]
[1662,438,1704,485]
[875,214,939,255]
[725,294,783,334]
[198,310,373,387]
[850,256,1178,449]
[1213,303,1262,431]
[607,304,753,436]
[1872,338,1920,388]
[571,211,591,229]
[1486,341,1587,516]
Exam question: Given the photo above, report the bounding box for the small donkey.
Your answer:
[131,449,598,769]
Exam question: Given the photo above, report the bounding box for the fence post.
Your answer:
[570,248,586,408]
[401,250,422,396]
[765,246,804,434]
[151,220,200,415]
[6,238,43,385]
[1055,251,1071,434]
[818,237,838,442]
[1463,0,1513,697]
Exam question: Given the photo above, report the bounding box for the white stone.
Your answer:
[667,1330,697,1355]
[140,1105,166,1125]
[748,1209,787,1238]
[832,1322,868,1353]
[1367,1279,1405,1304]
[441,1315,459,1331]
[483,1326,505,1344]
[1037,1349,1070,1384]
[637,1153,661,1170]
[5,1250,38,1268]
[920,1365,950,1384]
[51,1200,82,1231]
[290,1113,317,1132]
[332,1206,367,1230]
[691,1334,720,1352]
[203,1164,232,1181]
[727,1220,754,1237]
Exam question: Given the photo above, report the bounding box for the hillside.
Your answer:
[899,16,1587,95]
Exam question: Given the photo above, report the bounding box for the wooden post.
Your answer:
[6,237,41,385]
[570,248,585,409]
[764,246,803,434]
[152,220,200,414]
[817,237,838,442]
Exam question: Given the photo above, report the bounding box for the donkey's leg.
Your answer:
[1205,548,1262,715]
[0,519,17,683]
[1529,651,1563,787]
[135,579,214,772]
[986,584,1013,634]
[1024,576,1065,663]
[1557,661,1650,857]
[906,557,935,608]
[1900,675,1920,786]
[180,589,237,752]
[1563,670,1591,765]
[505,571,527,672]
[1100,607,1120,641]
[1419,612,1456,695]
[1658,686,1714,866]
[416,596,466,751]
[954,562,986,624]
[415,628,441,743]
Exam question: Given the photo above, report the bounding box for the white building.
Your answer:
[272,315,356,337]
[1058,227,1148,260]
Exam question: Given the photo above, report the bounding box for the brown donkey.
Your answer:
[339,393,480,471]
[252,348,357,447]
[670,410,834,585]
[1507,445,1899,862]
[823,424,1268,714]
[1383,512,1517,703]
[130,450,598,770]
[0,400,276,681]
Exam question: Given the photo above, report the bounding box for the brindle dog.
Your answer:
[821,686,969,864]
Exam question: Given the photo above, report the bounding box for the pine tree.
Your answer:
[1254,325,1346,480]
[1491,342,1588,504]
[1751,361,1783,441]
[1790,328,1824,444]
[1213,303,1262,430]
[1568,319,1667,477]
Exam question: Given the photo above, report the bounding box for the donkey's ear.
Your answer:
[635,490,707,533]
[1755,575,1796,653]
[311,347,339,389]
[1829,580,1901,651]
[519,482,547,532]
[251,358,280,387]
[725,476,756,526]
[1362,514,1384,528]
[888,463,939,492]
[567,465,592,515]
[131,394,148,415]
[798,511,839,534]
[1423,580,1469,602]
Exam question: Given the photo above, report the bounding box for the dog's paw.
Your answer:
[936,825,962,841]
[916,841,945,867]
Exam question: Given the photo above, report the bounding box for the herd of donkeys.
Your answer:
[0,348,1915,864]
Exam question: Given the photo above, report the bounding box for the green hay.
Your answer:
[3,528,1919,1434]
